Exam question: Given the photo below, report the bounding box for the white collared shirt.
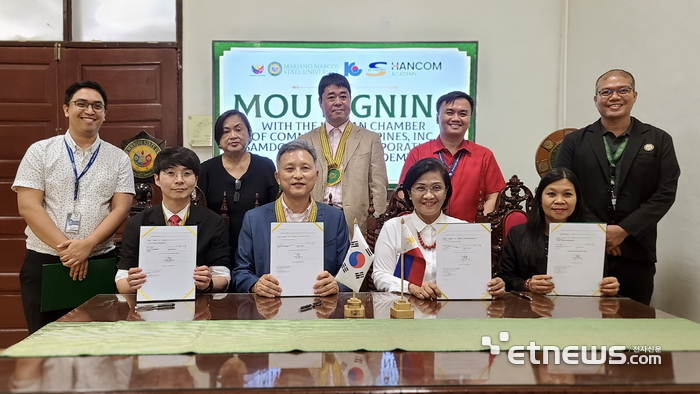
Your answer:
[12,131,134,256]
[280,197,313,222]
[162,204,190,225]
[323,120,349,209]
[372,212,465,293]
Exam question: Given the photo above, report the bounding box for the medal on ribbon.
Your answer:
[327,165,342,186]
[275,196,318,222]
[318,122,354,186]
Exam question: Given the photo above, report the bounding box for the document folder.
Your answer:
[40,258,117,312]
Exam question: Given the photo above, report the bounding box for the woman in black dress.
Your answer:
[498,167,619,296]
[199,110,278,289]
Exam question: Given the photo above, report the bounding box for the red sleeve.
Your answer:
[482,149,506,194]
[399,148,420,185]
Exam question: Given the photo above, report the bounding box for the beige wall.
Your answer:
[182,0,565,190]
[183,0,699,321]
[566,0,700,320]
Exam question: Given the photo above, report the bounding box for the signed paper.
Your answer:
[270,222,324,296]
[137,226,197,302]
[436,223,492,299]
[547,223,606,296]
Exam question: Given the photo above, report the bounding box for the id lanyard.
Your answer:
[603,135,629,209]
[64,138,101,207]
[437,150,464,178]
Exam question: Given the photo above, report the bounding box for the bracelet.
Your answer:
[524,278,531,292]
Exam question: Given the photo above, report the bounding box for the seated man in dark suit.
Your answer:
[234,140,349,297]
[115,146,231,294]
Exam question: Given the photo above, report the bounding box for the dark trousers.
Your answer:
[20,249,116,334]
[606,255,656,305]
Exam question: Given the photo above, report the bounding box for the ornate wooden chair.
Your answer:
[191,185,208,207]
[475,175,534,277]
[208,188,265,231]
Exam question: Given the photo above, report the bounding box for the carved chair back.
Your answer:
[475,175,533,276]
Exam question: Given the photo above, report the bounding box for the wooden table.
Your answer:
[2,292,699,393]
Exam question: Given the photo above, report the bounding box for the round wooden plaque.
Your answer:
[535,128,578,177]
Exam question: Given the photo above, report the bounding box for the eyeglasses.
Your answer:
[596,87,633,98]
[161,170,195,181]
[70,100,105,112]
[411,184,446,196]
[233,179,241,203]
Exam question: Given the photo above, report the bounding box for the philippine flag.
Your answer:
[335,223,375,292]
[393,220,426,286]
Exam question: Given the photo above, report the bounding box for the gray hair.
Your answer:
[276,139,318,166]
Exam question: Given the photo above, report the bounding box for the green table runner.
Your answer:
[3,318,700,357]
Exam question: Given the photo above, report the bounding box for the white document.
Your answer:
[436,223,492,300]
[270,222,324,296]
[137,226,197,302]
[434,352,491,381]
[138,354,196,369]
[269,353,322,369]
[547,223,606,296]
[549,296,605,318]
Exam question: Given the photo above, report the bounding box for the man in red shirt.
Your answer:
[399,91,505,222]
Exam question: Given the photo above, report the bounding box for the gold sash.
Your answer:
[318,122,354,186]
[274,196,318,222]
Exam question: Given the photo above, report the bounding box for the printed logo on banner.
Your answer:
[344,62,362,77]
[251,65,265,74]
[268,62,282,76]
[366,62,387,76]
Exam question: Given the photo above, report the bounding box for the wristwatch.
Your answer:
[203,279,214,293]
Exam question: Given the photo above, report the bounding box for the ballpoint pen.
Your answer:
[299,300,323,312]
[510,290,532,301]
[135,302,176,312]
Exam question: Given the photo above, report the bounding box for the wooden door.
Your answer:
[0,46,179,348]
[59,48,180,147]
[0,47,58,347]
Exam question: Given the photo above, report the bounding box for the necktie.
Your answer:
[168,214,181,226]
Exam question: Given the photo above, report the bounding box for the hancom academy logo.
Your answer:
[251,65,264,75]
[481,331,661,365]
[344,62,362,77]
[366,62,387,76]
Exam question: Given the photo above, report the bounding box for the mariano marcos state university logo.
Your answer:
[124,138,161,179]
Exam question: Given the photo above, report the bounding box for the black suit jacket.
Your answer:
[117,204,231,271]
[555,118,680,263]
[498,224,543,292]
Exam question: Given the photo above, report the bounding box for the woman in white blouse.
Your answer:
[372,158,506,300]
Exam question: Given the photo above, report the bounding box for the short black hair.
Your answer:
[64,81,108,109]
[214,109,253,146]
[153,146,201,177]
[529,167,588,225]
[401,157,453,210]
[436,91,474,114]
[318,73,351,97]
[276,140,317,167]
[595,69,636,92]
